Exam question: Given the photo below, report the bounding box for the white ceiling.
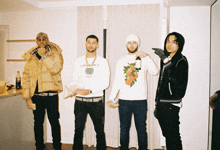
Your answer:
[37,0,83,1]
[0,0,218,12]
[168,0,217,6]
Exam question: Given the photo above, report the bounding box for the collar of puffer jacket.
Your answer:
[22,42,62,60]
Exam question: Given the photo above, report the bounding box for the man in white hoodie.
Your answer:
[107,34,158,150]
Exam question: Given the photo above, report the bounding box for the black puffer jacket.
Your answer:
[156,32,188,103]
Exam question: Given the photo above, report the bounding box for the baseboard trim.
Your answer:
[45,143,163,150]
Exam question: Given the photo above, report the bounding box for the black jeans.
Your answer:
[73,100,106,150]
[32,95,62,150]
[155,103,182,150]
[212,102,220,150]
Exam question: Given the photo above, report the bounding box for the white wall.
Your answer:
[0,8,78,143]
[209,2,220,149]
[0,3,216,148]
[0,29,6,80]
[211,2,220,94]
[170,6,210,150]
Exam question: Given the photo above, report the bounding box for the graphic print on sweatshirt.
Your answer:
[123,63,139,87]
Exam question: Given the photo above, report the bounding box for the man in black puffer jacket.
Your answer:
[153,32,188,150]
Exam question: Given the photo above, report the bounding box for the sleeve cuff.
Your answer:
[108,100,116,104]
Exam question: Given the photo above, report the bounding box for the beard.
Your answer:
[86,48,97,53]
[127,47,138,53]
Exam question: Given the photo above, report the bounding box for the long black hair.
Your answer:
[164,32,185,57]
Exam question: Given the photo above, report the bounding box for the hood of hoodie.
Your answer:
[163,32,185,57]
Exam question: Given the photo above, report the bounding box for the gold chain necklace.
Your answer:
[85,55,97,66]
[85,55,97,74]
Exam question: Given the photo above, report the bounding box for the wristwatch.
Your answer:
[42,55,47,59]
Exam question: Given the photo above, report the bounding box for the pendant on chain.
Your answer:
[85,67,94,75]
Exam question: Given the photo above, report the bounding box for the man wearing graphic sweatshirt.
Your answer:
[107,34,158,150]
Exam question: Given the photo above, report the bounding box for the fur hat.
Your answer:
[125,34,140,47]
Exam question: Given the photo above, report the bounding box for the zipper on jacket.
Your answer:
[168,82,172,95]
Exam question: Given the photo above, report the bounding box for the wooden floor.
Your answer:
[45,143,163,150]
